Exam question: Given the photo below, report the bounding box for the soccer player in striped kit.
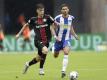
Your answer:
[54,4,79,78]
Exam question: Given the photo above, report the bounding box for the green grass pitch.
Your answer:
[0,51,107,80]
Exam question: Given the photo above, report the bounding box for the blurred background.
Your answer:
[0,0,107,51]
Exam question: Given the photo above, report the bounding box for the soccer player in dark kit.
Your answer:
[16,3,56,75]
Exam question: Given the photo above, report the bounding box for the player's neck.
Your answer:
[62,14,69,18]
[37,15,44,18]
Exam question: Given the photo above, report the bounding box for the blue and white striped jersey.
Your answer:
[54,14,74,41]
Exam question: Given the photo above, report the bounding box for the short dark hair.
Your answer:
[36,3,45,9]
[60,4,70,9]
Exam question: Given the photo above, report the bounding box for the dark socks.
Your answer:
[29,58,38,66]
[40,54,47,68]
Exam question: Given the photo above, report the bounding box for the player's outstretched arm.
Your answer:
[70,26,79,40]
[15,23,28,39]
[50,23,56,37]
[50,23,61,41]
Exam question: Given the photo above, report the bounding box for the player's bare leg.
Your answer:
[23,55,41,74]
[42,46,48,54]
[61,46,70,78]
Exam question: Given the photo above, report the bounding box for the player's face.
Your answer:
[37,8,44,17]
[61,6,69,15]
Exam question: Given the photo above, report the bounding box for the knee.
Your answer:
[42,46,48,54]
[63,47,69,55]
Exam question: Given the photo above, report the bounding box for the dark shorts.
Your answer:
[34,40,49,56]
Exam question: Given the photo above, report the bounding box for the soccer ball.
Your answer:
[69,71,78,80]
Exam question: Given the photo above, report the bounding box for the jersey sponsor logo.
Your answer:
[60,24,69,29]
[63,24,68,29]
[35,24,48,28]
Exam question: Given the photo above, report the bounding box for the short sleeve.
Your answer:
[28,17,35,29]
[28,18,34,25]
[54,14,62,23]
[70,15,75,26]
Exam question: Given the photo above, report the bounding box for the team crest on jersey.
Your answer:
[43,19,47,22]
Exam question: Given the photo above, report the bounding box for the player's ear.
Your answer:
[36,9,39,13]
[68,8,69,12]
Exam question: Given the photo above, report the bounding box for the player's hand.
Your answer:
[54,36,61,42]
[15,34,20,39]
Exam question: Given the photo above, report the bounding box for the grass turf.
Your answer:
[0,51,107,80]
